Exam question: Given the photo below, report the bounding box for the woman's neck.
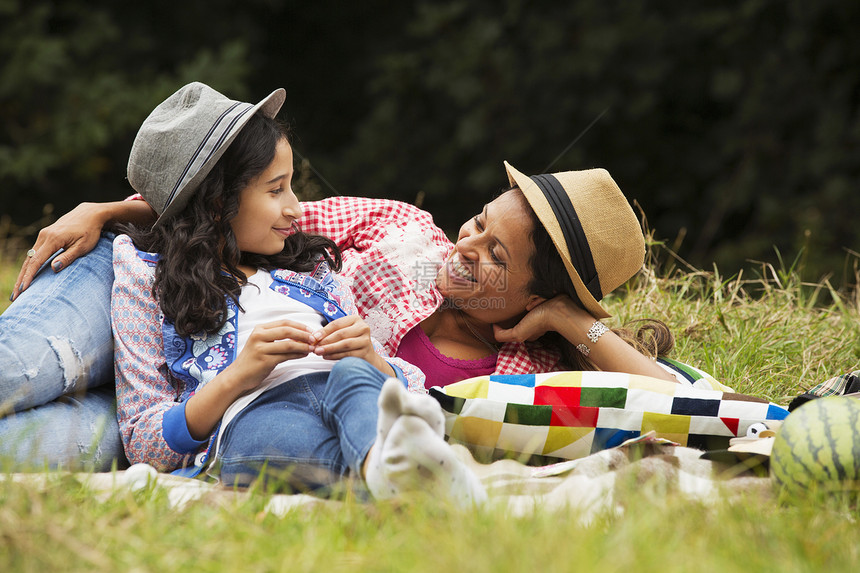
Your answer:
[421,307,499,359]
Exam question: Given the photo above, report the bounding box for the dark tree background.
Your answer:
[2,0,858,283]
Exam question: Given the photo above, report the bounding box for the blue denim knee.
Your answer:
[217,358,393,491]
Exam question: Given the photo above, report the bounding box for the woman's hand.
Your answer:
[493,294,586,343]
[310,315,395,376]
[494,295,678,383]
[12,200,156,300]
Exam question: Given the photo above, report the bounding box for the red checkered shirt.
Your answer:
[299,197,563,382]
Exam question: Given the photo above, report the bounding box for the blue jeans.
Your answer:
[218,357,389,493]
[0,386,124,470]
[0,234,126,470]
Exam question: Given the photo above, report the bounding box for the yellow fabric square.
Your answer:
[628,375,678,396]
[642,412,691,440]
[654,432,688,446]
[536,371,583,388]
[444,377,491,399]
[544,430,595,460]
[543,426,595,453]
[449,416,503,448]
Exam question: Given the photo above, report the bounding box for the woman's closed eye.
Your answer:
[473,216,505,266]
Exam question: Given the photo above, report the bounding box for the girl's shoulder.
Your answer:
[269,260,357,313]
[269,258,324,279]
[113,234,159,271]
[269,258,342,292]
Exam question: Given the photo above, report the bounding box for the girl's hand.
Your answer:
[226,319,315,394]
[310,316,395,376]
[493,294,589,343]
[184,319,315,441]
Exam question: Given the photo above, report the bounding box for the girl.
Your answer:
[112,82,485,504]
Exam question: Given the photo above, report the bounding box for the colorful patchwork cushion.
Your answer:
[429,370,790,464]
[656,357,734,391]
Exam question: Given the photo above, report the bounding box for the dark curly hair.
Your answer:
[121,113,341,336]
[515,187,674,370]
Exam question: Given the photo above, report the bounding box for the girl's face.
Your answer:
[435,190,543,326]
[231,138,302,256]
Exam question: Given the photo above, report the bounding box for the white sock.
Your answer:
[376,378,445,438]
[366,378,442,498]
[365,379,486,507]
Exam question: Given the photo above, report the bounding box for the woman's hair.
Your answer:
[516,187,674,370]
[121,113,341,337]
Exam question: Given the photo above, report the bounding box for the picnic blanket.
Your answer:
[3,434,773,523]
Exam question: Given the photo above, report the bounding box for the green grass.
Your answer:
[1,472,858,572]
[1,233,859,572]
[1,255,19,313]
[0,211,51,313]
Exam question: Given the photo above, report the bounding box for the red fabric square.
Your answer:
[535,385,581,406]
[550,405,599,427]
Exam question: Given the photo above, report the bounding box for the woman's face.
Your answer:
[231,138,302,256]
[435,189,542,325]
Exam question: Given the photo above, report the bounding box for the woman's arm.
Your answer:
[299,197,451,255]
[493,295,678,382]
[14,199,156,299]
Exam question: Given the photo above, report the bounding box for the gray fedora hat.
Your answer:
[127,82,286,225]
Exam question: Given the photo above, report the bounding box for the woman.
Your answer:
[1,107,675,471]
[296,171,675,390]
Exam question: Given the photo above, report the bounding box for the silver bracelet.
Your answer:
[587,320,609,344]
[576,343,591,356]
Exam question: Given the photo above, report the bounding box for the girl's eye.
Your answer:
[270,188,283,195]
[473,215,484,230]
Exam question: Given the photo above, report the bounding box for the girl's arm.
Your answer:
[493,295,678,382]
[14,198,156,299]
[183,320,316,439]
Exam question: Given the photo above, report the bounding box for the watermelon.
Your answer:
[770,396,860,497]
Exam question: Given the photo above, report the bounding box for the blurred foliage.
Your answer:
[324,0,860,285]
[1,0,858,284]
[0,0,264,222]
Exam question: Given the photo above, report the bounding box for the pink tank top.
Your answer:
[395,325,497,391]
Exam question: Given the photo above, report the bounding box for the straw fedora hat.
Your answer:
[504,161,645,318]
[127,82,286,225]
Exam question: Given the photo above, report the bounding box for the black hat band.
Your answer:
[530,174,602,302]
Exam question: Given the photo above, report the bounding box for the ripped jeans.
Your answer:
[0,234,126,470]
